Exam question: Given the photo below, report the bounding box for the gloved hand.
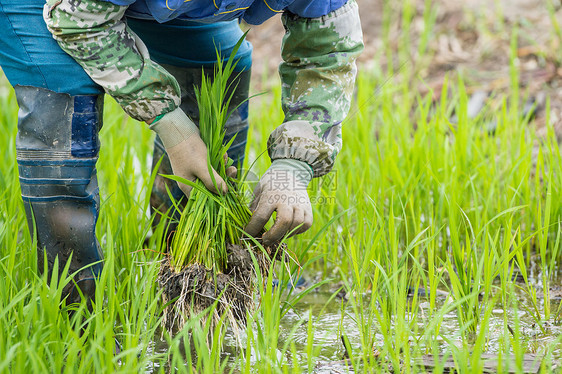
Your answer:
[149,108,227,197]
[245,159,313,246]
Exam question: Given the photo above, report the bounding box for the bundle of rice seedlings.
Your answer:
[158,39,278,333]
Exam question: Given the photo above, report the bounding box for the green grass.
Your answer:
[2,1,562,372]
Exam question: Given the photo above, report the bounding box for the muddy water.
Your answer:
[145,274,562,373]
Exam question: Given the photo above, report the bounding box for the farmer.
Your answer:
[0,0,363,303]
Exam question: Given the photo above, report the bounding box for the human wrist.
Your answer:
[148,108,199,149]
[270,159,313,186]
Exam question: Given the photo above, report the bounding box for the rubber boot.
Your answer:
[150,67,251,242]
[15,86,104,305]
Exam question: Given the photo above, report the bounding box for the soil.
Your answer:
[246,0,562,140]
[158,242,277,333]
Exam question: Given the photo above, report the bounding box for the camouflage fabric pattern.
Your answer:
[270,0,364,177]
[44,0,180,121]
[43,0,363,177]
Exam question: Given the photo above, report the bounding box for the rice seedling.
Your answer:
[157,38,277,333]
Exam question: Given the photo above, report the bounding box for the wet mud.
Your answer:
[158,242,283,333]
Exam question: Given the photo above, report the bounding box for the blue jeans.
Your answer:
[0,0,252,302]
[0,0,252,94]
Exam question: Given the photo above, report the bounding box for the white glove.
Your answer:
[245,159,313,245]
[149,108,227,197]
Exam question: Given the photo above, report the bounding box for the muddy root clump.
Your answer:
[158,242,285,333]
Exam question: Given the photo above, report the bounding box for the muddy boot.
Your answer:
[150,67,251,244]
[15,86,104,305]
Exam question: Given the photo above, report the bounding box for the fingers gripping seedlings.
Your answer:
[245,160,314,246]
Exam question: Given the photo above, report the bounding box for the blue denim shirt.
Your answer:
[104,0,347,24]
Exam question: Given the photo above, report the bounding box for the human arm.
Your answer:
[245,0,364,243]
[43,0,227,195]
